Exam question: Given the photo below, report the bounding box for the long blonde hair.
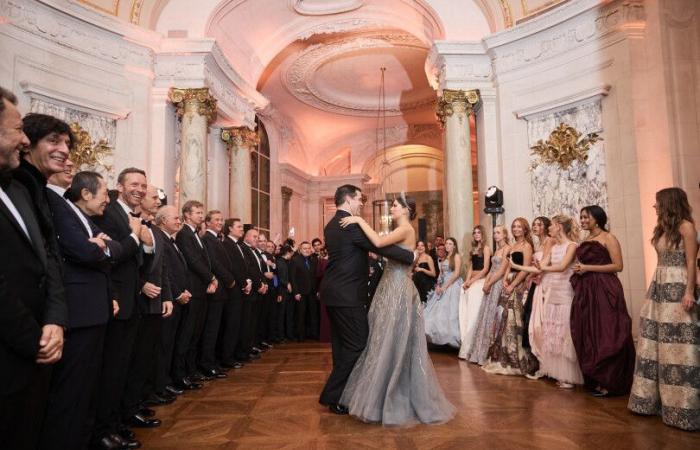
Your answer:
[471,225,488,256]
[493,224,509,249]
[552,214,580,242]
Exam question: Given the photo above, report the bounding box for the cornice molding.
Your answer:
[514,84,611,120]
[20,80,130,119]
[1,0,154,69]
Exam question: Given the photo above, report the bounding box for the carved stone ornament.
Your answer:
[436,89,479,127]
[168,88,218,126]
[221,126,260,150]
[530,123,602,169]
[69,122,113,173]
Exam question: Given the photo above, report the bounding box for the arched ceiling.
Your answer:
[76,0,571,32]
[71,0,570,174]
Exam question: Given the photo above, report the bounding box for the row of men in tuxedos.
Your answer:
[0,90,278,449]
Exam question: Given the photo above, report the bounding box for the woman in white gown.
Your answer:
[338,195,455,426]
[424,238,463,348]
[458,226,491,359]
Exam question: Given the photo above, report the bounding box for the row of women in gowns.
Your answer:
[424,211,638,392]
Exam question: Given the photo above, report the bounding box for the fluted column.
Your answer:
[281,186,293,236]
[221,126,259,222]
[437,89,479,250]
[168,87,217,207]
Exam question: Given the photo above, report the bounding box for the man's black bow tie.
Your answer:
[141,219,152,229]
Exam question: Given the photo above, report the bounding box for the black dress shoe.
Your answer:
[248,352,261,360]
[221,361,244,369]
[126,413,161,428]
[138,406,155,417]
[260,341,273,349]
[173,379,203,390]
[216,365,231,373]
[110,433,142,449]
[201,368,227,379]
[142,393,175,406]
[328,404,349,415]
[165,385,184,395]
[190,372,213,382]
[117,425,135,440]
[251,347,262,354]
[92,435,122,450]
[236,355,252,362]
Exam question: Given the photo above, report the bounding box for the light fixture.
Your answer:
[372,67,392,236]
[484,185,504,250]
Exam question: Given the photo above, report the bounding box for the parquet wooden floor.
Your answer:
[137,343,698,449]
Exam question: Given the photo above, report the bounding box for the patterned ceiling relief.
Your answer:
[283,32,435,117]
[290,0,364,16]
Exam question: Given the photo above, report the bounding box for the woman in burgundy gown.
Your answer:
[570,206,635,396]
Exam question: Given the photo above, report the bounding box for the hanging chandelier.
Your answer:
[372,67,393,236]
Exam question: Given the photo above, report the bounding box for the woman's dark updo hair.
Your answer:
[395,195,417,220]
[581,205,608,231]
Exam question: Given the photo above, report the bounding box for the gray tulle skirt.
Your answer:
[340,261,456,426]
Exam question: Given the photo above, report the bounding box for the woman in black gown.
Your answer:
[412,240,436,303]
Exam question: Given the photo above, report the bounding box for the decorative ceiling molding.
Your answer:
[514,84,610,120]
[290,0,364,16]
[283,32,435,117]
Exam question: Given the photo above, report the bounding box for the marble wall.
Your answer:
[525,100,608,219]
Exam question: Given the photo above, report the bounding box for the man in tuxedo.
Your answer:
[0,86,67,450]
[256,233,275,349]
[241,227,268,357]
[153,205,195,394]
[318,184,414,415]
[121,184,173,429]
[221,218,253,366]
[40,171,122,450]
[430,235,444,279]
[200,210,236,378]
[175,200,217,386]
[367,252,384,302]
[92,167,152,449]
[290,242,317,341]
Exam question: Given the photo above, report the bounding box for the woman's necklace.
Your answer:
[588,228,603,240]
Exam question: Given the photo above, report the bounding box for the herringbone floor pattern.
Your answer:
[137,343,698,449]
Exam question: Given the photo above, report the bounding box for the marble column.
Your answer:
[281,186,293,237]
[168,87,217,207]
[437,89,479,251]
[221,126,259,223]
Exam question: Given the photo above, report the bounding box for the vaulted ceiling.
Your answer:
[73,0,571,175]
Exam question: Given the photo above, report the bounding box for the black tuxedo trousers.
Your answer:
[319,306,369,405]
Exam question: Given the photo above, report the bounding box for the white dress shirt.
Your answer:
[0,185,31,241]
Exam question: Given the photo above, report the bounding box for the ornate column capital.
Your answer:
[436,89,480,127]
[281,186,293,201]
[168,87,218,126]
[221,126,260,150]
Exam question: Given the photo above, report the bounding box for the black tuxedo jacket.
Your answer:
[239,242,266,292]
[0,179,66,395]
[320,210,413,307]
[92,200,141,320]
[176,224,213,295]
[290,253,316,296]
[201,231,236,302]
[222,237,251,299]
[48,192,122,328]
[139,224,172,314]
[156,227,189,301]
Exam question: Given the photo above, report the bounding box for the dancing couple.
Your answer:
[318,184,454,426]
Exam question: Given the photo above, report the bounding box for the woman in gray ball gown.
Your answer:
[337,195,455,426]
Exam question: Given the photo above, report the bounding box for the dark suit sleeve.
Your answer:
[178,233,214,284]
[94,209,140,264]
[53,206,108,266]
[166,250,185,300]
[289,257,299,296]
[205,238,236,288]
[0,275,42,359]
[161,253,172,302]
[347,224,414,264]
